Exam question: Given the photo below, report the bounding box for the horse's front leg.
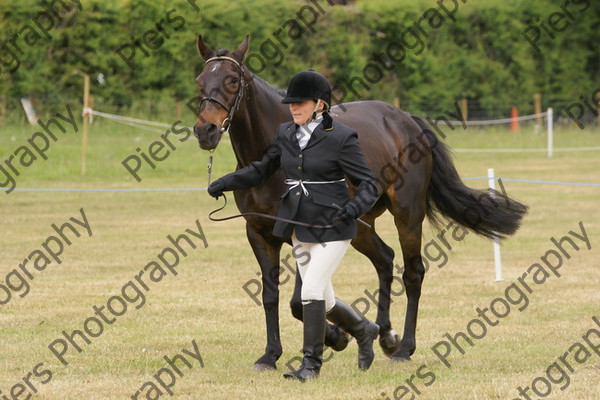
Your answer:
[246,223,284,371]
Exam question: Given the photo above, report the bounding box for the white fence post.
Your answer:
[547,107,553,158]
[488,168,503,281]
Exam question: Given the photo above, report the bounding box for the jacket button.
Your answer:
[297,166,302,171]
[299,154,303,158]
[295,191,300,196]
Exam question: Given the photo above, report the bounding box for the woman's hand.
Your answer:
[333,202,359,223]
[208,179,226,199]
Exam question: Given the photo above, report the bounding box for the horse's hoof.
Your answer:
[389,342,414,362]
[379,329,401,358]
[254,353,279,371]
[254,362,277,371]
[326,326,351,352]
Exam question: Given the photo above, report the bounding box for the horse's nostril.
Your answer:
[207,123,217,134]
[194,123,218,140]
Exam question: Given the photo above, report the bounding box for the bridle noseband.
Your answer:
[199,56,245,134]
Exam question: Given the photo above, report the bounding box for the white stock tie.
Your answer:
[296,125,312,150]
[296,115,323,150]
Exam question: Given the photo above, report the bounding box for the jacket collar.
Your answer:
[285,122,300,148]
[284,119,333,150]
[303,121,329,149]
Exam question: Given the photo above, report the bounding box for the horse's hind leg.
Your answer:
[351,219,401,357]
[389,211,426,361]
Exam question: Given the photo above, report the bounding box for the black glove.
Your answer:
[208,179,226,199]
[333,202,359,224]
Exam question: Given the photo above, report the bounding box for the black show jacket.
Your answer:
[219,120,379,243]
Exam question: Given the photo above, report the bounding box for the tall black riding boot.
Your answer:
[326,298,380,370]
[291,294,349,352]
[283,300,326,381]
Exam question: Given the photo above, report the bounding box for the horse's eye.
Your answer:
[229,78,239,85]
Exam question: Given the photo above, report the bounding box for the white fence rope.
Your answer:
[444,111,548,126]
[85,107,547,131]
[84,108,177,129]
[85,107,598,156]
[454,146,600,153]
[82,107,232,141]
[447,107,583,158]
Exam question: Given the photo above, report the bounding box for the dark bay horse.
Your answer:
[193,34,527,370]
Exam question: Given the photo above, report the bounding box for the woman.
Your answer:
[208,69,380,381]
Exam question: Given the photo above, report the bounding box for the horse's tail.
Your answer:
[411,115,528,239]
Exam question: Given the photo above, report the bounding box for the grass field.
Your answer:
[1,115,599,400]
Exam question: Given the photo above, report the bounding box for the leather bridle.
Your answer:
[198,56,245,134]
[198,56,246,186]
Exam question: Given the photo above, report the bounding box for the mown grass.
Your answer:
[1,116,599,400]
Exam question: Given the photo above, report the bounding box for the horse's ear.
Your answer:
[232,34,250,63]
[197,34,215,60]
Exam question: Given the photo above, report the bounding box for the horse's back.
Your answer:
[331,100,431,192]
[332,100,414,136]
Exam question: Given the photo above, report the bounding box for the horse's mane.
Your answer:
[214,49,286,98]
[249,73,286,98]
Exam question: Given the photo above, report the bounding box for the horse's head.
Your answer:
[194,34,249,150]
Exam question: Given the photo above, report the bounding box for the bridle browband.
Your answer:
[199,56,246,134]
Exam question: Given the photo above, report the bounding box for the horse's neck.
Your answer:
[228,73,289,166]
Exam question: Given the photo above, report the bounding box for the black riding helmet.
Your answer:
[281,69,332,110]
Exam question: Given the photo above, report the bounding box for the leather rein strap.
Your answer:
[208,193,340,229]
[208,193,372,230]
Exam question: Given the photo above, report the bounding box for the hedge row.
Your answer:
[0,0,598,117]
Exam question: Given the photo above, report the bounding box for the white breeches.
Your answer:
[292,231,351,312]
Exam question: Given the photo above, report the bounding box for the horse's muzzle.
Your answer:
[194,122,220,150]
